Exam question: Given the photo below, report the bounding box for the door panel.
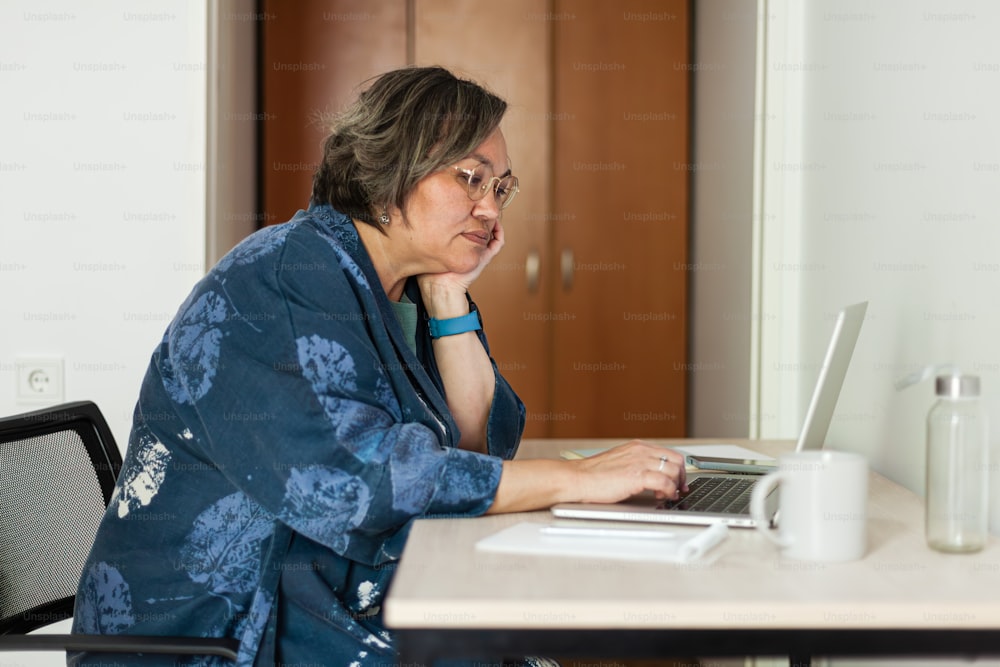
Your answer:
[550,0,689,437]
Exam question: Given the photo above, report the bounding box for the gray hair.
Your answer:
[311,66,508,229]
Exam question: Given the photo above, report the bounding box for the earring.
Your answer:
[378,208,390,225]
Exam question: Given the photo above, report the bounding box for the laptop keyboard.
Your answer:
[660,476,756,514]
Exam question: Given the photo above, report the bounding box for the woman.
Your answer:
[71,66,687,666]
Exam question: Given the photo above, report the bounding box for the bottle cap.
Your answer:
[935,374,980,398]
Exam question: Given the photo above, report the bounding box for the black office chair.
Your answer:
[0,400,239,661]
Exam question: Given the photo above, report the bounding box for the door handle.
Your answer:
[560,247,574,291]
[525,249,540,293]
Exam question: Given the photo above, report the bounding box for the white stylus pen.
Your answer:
[540,525,676,540]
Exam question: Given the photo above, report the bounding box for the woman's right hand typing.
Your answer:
[486,440,687,514]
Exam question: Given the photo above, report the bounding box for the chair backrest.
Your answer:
[0,401,122,635]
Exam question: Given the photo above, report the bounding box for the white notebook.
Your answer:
[475,521,729,564]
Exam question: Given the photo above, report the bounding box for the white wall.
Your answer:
[756,0,1000,495]
[688,0,759,438]
[0,4,206,660]
[754,8,1000,664]
[0,0,208,461]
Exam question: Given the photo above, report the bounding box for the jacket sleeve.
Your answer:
[159,225,505,565]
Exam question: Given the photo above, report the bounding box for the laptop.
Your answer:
[551,301,869,528]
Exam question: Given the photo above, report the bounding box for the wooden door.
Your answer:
[549,0,689,437]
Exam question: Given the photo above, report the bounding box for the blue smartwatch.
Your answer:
[428,310,482,339]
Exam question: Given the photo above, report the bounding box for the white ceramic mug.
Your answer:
[750,449,868,562]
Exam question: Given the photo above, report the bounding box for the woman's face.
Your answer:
[394,128,511,276]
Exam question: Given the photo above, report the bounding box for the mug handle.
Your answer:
[750,471,791,547]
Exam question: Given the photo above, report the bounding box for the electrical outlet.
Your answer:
[15,356,65,404]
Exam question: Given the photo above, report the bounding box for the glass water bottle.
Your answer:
[925,374,989,553]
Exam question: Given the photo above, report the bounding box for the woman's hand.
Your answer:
[417,218,504,297]
[487,440,688,514]
[570,440,688,504]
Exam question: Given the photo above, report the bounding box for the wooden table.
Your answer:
[384,439,1000,664]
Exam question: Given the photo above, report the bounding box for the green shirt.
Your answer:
[389,293,418,355]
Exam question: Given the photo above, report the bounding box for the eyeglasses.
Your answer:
[452,164,519,210]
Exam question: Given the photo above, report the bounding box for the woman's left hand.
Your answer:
[417,218,504,297]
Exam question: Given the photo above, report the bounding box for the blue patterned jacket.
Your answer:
[70,204,525,665]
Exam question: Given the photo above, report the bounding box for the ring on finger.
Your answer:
[657,456,668,472]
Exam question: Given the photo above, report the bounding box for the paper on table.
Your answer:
[475,522,729,564]
[672,443,775,461]
[559,443,773,469]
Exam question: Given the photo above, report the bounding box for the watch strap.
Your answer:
[428,310,482,338]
